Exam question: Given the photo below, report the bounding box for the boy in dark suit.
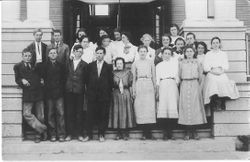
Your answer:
[38,48,66,142]
[13,49,47,143]
[26,28,47,66]
[83,46,113,142]
[65,44,88,141]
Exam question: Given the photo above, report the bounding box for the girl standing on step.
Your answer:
[108,57,136,140]
[132,45,157,140]
[156,47,179,140]
[178,45,207,140]
[203,37,240,111]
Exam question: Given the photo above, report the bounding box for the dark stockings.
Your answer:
[158,119,175,140]
[210,95,226,111]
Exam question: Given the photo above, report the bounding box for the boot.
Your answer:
[184,130,190,140]
[192,130,200,140]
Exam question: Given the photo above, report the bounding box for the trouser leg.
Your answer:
[75,94,84,137]
[47,99,56,137]
[98,101,110,137]
[55,97,66,138]
[65,93,75,136]
[23,102,47,136]
[85,101,95,138]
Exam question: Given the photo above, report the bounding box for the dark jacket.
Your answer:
[65,59,88,94]
[13,61,43,102]
[86,61,113,102]
[26,41,47,65]
[37,61,65,99]
[46,41,70,65]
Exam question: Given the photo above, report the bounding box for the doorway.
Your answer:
[63,0,171,47]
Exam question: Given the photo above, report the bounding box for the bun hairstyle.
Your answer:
[76,28,87,38]
[174,37,186,46]
[137,45,148,52]
[78,35,89,43]
[184,45,197,59]
[161,47,173,56]
[196,41,208,54]
[170,24,180,33]
[140,33,155,43]
[210,36,222,49]
[161,33,172,44]
[121,31,132,42]
[114,57,125,69]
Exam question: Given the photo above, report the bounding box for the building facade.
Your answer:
[2,0,250,139]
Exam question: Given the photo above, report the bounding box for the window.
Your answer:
[89,5,109,16]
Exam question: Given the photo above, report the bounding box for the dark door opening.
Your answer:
[63,0,170,47]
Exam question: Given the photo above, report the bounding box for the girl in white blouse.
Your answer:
[156,47,179,140]
[113,32,137,69]
[70,35,95,64]
[203,37,239,111]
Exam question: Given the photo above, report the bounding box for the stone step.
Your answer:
[2,138,235,155]
[23,128,212,140]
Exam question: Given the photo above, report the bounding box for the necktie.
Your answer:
[119,78,124,94]
[97,62,101,77]
[37,43,40,55]
[26,63,31,70]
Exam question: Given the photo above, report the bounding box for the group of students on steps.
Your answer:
[14,24,239,143]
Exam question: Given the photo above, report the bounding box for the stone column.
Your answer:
[2,0,21,22]
[26,0,50,21]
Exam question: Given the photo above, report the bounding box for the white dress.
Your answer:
[156,58,179,118]
[203,50,240,105]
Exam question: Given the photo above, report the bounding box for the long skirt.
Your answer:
[203,73,240,105]
[178,79,207,125]
[134,78,156,124]
[157,79,179,119]
[108,89,136,129]
[200,73,211,116]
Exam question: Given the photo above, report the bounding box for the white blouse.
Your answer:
[81,48,95,64]
[156,58,179,85]
[103,45,114,64]
[203,50,229,72]
[113,42,137,63]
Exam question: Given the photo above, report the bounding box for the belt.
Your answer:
[182,78,198,81]
[160,77,174,81]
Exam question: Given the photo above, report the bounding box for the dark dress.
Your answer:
[109,70,136,129]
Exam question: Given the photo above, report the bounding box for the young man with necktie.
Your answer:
[83,46,113,142]
[26,28,47,66]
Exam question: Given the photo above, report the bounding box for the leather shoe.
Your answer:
[42,132,48,141]
[99,135,105,142]
[65,135,72,141]
[78,136,84,142]
[59,137,65,142]
[82,136,90,142]
[50,137,56,142]
[34,137,41,143]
